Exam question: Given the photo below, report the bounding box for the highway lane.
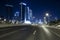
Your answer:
[0,25,60,40]
[0,25,36,40]
[34,25,60,40]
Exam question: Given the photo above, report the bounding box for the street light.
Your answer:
[46,13,49,17]
[45,13,49,24]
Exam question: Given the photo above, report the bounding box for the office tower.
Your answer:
[19,2,26,22]
[25,7,32,21]
[5,4,13,20]
[14,11,19,20]
[29,9,32,21]
[26,7,29,21]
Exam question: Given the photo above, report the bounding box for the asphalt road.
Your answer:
[0,25,36,40]
[34,25,60,40]
[0,25,60,40]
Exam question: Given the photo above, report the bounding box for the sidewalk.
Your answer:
[0,24,24,28]
[0,24,36,28]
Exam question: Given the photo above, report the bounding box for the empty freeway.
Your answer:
[0,24,60,40]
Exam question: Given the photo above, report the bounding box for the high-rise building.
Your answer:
[26,7,29,21]
[19,2,26,22]
[13,11,19,21]
[26,7,32,21]
[19,2,32,23]
[29,9,32,21]
[5,4,13,20]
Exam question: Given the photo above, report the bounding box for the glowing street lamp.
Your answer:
[45,13,49,24]
[46,13,49,17]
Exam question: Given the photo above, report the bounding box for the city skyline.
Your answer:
[0,0,60,40]
[0,0,60,20]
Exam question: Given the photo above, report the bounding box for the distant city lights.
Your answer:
[14,11,19,17]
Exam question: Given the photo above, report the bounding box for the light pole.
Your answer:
[45,13,49,24]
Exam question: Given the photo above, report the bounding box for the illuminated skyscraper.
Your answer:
[24,7,33,24]
[29,9,32,21]
[13,11,19,20]
[19,2,26,22]
[26,7,29,21]
[19,2,32,23]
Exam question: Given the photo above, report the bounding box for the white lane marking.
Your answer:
[0,29,20,38]
[50,30,60,37]
[33,30,36,35]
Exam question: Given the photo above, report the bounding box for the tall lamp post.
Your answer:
[45,13,49,24]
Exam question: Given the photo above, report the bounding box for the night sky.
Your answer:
[0,0,60,20]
